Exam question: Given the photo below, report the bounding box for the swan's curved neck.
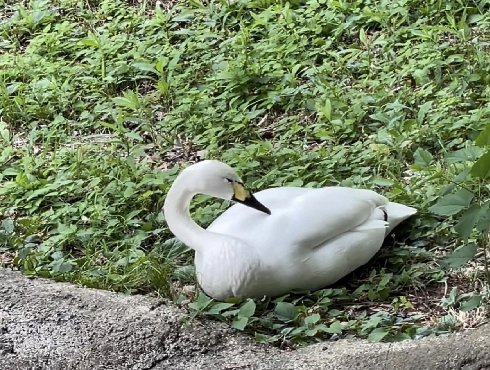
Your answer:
[163,175,223,252]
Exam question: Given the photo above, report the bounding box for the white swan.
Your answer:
[163,160,416,301]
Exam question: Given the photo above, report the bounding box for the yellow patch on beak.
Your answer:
[232,182,250,201]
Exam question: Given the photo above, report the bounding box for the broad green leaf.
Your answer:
[51,251,64,260]
[5,83,20,95]
[391,332,412,341]
[327,309,342,317]
[16,173,29,186]
[367,327,389,342]
[18,246,31,260]
[291,63,302,77]
[99,122,119,131]
[255,333,281,344]
[379,273,392,287]
[125,209,142,221]
[132,62,157,73]
[441,169,471,196]
[189,0,206,9]
[2,168,17,176]
[205,302,234,315]
[468,14,485,24]
[459,295,482,312]
[57,261,73,273]
[475,122,490,147]
[476,206,490,232]
[440,243,477,269]
[413,147,433,167]
[444,146,483,163]
[454,204,481,242]
[321,99,332,121]
[373,178,394,186]
[107,274,122,281]
[238,299,256,318]
[471,150,490,178]
[274,302,299,322]
[32,11,49,24]
[325,321,343,334]
[188,293,213,312]
[428,189,474,216]
[304,313,321,326]
[160,237,185,250]
[79,38,99,47]
[417,101,432,124]
[387,102,409,110]
[359,28,368,46]
[1,219,14,234]
[220,309,239,317]
[314,130,332,138]
[123,185,134,198]
[231,317,248,330]
[124,132,143,141]
[172,12,196,22]
[157,80,169,94]
[305,324,329,336]
[441,287,458,308]
[112,97,136,110]
[57,223,76,235]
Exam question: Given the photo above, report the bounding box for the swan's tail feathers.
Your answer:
[384,202,417,234]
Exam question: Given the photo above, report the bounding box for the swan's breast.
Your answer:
[194,241,262,300]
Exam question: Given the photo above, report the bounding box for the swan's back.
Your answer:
[209,186,415,239]
[204,186,416,298]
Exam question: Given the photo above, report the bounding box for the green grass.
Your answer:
[1,0,490,346]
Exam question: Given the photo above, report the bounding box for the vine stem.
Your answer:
[482,233,490,285]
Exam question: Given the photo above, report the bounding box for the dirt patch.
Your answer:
[126,0,179,13]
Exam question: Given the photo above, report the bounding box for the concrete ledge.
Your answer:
[1,268,489,369]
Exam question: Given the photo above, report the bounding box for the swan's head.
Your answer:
[181,160,271,215]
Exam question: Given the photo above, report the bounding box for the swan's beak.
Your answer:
[231,182,271,215]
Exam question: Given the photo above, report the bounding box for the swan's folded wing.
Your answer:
[269,187,389,249]
[208,186,389,251]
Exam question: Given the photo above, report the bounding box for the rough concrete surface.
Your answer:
[1,268,489,370]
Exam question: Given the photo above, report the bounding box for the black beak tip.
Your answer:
[233,194,272,216]
[262,206,272,215]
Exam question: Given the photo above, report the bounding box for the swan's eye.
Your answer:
[225,178,233,183]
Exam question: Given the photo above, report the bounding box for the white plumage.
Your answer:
[164,160,416,301]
